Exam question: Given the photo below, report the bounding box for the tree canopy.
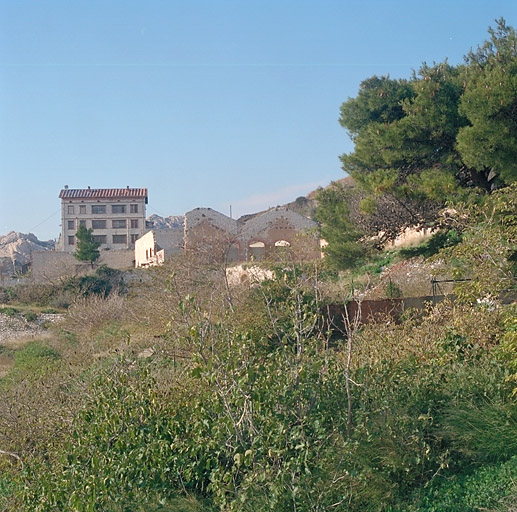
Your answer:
[314,181,365,269]
[340,18,516,200]
[318,19,517,268]
[457,19,517,185]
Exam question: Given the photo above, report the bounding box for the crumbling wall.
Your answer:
[183,206,320,263]
[32,252,85,282]
[154,228,183,256]
[99,250,134,269]
[31,250,134,283]
[239,207,320,261]
[184,208,241,262]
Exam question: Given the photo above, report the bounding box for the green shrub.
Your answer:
[4,284,57,307]
[353,251,396,277]
[1,306,19,317]
[0,474,16,509]
[0,286,15,303]
[63,265,125,299]
[440,399,517,464]
[22,311,37,322]
[19,361,208,511]
[416,456,517,511]
[8,270,517,512]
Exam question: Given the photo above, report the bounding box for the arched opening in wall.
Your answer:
[273,239,292,260]
[248,241,265,261]
[226,242,240,263]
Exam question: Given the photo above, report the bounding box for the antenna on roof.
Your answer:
[229,205,232,218]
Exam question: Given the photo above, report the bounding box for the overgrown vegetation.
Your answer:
[0,20,516,512]
[0,224,516,511]
[0,265,125,310]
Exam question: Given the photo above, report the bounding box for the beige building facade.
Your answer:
[58,186,148,252]
[134,228,183,267]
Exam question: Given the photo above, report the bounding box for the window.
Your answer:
[130,204,138,213]
[79,220,86,228]
[130,219,139,228]
[67,220,75,230]
[112,205,126,214]
[92,220,106,229]
[130,234,139,244]
[248,241,265,261]
[79,205,86,214]
[68,236,75,245]
[112,219,127,229]
[112,234,127,244]
[93,235,106,244]
[92,205,106,214]
[67,205,74,214]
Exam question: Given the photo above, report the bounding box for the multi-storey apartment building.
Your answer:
[59,186,148,252]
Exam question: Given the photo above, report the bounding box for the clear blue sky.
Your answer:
[1,1,515,240]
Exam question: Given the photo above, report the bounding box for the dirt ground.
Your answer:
[363,257,454,299]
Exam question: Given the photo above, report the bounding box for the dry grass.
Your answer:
[67,293,126,332]
[350,299,506,369]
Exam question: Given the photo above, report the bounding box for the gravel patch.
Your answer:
[0,313,65,344]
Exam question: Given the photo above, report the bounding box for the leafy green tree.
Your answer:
[340,63,465,206]
[315,182,365,269]
[337,66,465,245]
[328,19,517,258]
[74,225,100,267]
[457,18,517,186]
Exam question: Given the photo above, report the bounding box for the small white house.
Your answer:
[134,229,183,267]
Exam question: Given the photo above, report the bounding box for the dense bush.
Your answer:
[1,267,513,512]
[415,456,517,511]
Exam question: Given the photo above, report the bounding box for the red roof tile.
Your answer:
[59,188,148,200]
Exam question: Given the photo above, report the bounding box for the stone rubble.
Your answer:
[0,313,64,343]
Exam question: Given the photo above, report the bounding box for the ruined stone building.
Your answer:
[134,206,320,268]
[183,208,240,263]
[236,207,320,261]
[58,187,148,252]
[182,206,320,264]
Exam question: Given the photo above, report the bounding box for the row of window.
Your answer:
[68,234,139,245]
[67,219,139,229]
[66,204,140,215]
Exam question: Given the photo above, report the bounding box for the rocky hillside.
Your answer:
[147,214,184,229]
[0,232,54,275]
